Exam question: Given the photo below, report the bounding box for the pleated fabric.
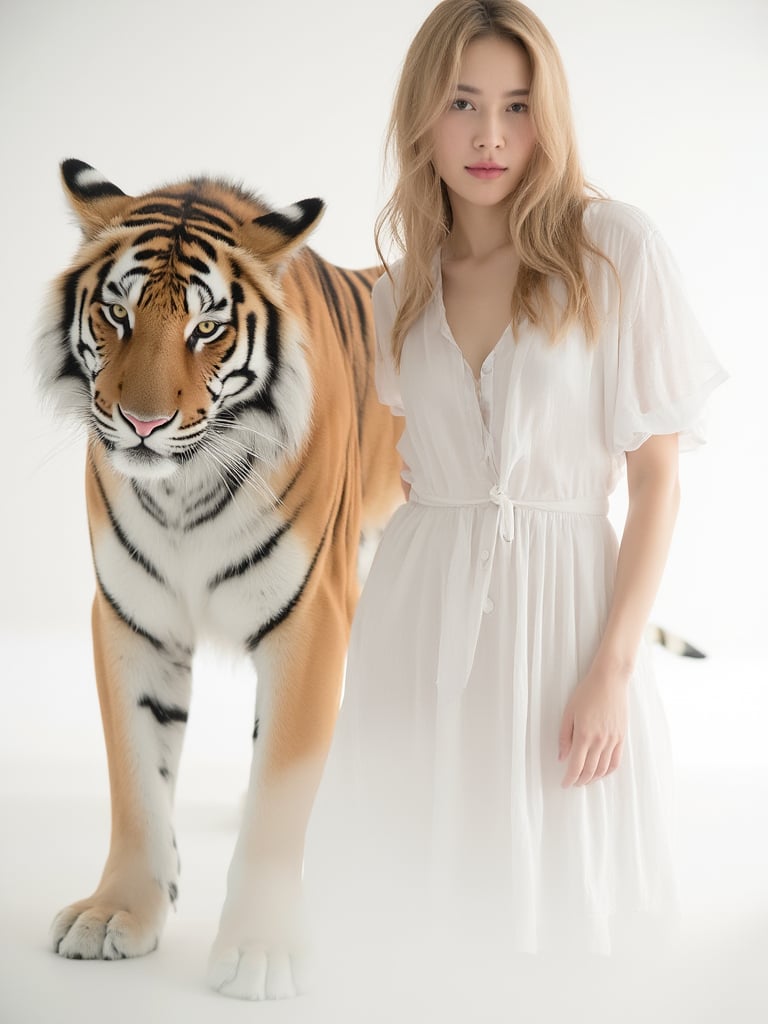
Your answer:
[315,200,727,955]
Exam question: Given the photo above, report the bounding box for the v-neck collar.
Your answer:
[432,249,512,383]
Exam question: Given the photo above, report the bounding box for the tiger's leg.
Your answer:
[207,586,347,1000]
[52,591,193,959]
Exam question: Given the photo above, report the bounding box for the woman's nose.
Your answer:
[474,113,505,150]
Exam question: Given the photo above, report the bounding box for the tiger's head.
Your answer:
[37,159,324,483]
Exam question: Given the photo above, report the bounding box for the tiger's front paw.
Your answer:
[52,890,168,960]
[207,879,310,1000]
[207,941,311,1001]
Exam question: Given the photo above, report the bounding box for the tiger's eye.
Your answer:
[111,303,129,321]
[197,320,217,335]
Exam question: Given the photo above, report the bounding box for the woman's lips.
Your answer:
[466,164,506,179]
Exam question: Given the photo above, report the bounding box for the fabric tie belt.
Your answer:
[407,486,609,695]
[410,487,608,542]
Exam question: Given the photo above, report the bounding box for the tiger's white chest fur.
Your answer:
[91,456,312,650]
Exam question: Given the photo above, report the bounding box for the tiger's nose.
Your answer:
[119,407,173,438]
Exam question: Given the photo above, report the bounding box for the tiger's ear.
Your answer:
[241,198,325,268]
[60,159,133,239]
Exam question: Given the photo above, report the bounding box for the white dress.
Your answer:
[317,200,728,956]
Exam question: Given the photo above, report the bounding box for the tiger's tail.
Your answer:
[647,624,706,659]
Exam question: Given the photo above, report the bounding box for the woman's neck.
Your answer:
[443,193,512,262]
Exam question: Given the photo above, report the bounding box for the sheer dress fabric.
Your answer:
[320,200,728,954]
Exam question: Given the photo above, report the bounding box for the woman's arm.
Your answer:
[400,458,412,501]
[558,432,681,787]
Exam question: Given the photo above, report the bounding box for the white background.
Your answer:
[0,1,766,1022]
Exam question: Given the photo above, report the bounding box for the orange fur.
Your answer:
[41,161,403,993]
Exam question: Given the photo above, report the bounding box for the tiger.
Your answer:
[36,158,403,1001]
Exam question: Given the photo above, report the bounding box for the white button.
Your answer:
[480,549,490,562]
[483,597,494,614]
[481,362,492,375]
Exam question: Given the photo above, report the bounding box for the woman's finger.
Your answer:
[592,744,615,782]
[562,738,590,787]
[606,739,624,775]
[575,743,603,786]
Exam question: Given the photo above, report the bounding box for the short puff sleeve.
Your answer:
[372,269,405,416]
[611,228,728,454]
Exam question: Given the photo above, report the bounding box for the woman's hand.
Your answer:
[558,660,630,787]
[557,433,679,789]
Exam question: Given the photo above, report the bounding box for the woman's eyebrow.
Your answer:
[456,84,530,97]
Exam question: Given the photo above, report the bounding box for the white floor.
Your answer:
[1,631,766,1024]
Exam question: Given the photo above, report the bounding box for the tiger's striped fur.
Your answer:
[37,159,403,1000]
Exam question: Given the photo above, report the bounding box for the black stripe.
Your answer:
[336,266,372,443]
[94,259,116,301]
[245,511,332,652]
[76,287,97,369]
[217,368,256,402]
[161,187,238,219]
[312,253,350,350]
[185,224,230,252]
[118,268,149,287]
[91,413,118,441]
[223,302,279,415]
[184,479,226,517]
[123,219,175,230]
[277,463,303,506]
[183,230,218,260]
[131,482,168,527]
[337,265,371,359]
[57,270,89,385]
[132,202,185,219]
[245,311,257,364]
[135,191,238,232]
[96,572,166,651]
[257,302,280,406]
[92,463,167,583]
[350,268,378,290]
[177,253,210,275]
[60,268,80,340]
[138,695,188,726]
[229,281,244,332]
[253,718,259,741]
[58,350,88,388]
[132,248,167,261]
[188,205,235,233]
[185,450,255,530]
[132,228,173,247]
[188,274,212,298]
[208,515,295,590]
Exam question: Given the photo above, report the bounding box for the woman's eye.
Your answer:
[508,102,529,113]
[451,98,473,111]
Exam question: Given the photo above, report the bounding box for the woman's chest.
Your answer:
[401,322,607,457]
[440,256,517,378]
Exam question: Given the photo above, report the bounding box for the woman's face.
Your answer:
[431,35,537,213]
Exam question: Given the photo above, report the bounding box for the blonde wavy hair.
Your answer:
[375,0,610,367]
